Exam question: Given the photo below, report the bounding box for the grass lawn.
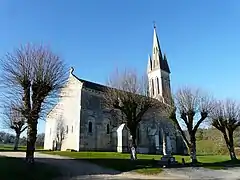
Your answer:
[43,151,240,173]
[196,156,240,170]
[0,156,61,180]
[0,144,44,152]
[0,144,27,151]
[172,154,240,170]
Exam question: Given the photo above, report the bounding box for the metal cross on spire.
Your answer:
[153,21,156,29]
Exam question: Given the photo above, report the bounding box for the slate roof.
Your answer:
[161,59,170,73]
[72,74,107,92]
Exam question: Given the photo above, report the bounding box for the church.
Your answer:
[43,26,186,154]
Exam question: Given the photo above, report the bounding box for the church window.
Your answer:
[88,122,92,133]
[156,77,160,94]
[151,79,154,95]
[107,124,110,134]
[72,126,73,133]
[66,125,68,134]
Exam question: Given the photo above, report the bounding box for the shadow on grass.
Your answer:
[0,155,122,179]
[81,158,160,172]
[36,157,163,175]
[196,159,240,169]
[0,156,61,180]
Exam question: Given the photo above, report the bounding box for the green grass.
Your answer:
[0,156,61,180]
[0,144,27,151]
[175,154,240,170]
[0,144,44,152]
[133,167,163,175]
[197,157,240,170]
[43,151,240,172]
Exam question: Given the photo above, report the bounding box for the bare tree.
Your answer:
[166,87,213,163]
[1,102,27,151]
[103,69,162,159]
[0,44,68,163]
[35,133,45,148]
[210,99,240,161]
[55,115,66,151]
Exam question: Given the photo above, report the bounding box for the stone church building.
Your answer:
[44,26,186,154]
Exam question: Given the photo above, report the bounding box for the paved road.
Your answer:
[1,152,240,180]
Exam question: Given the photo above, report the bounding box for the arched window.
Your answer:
[88,122,92,133]
[66,125,68,134]
[156,77,160,94]
[107,124,110,134]
[151,79,154,95]
[72,126,73,133]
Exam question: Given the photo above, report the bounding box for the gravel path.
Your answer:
[163,167,240,180]
[1,152,240,180]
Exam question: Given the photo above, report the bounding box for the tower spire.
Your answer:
[147,23,171,103]
[152,24,163,69]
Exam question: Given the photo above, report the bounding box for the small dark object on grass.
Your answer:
[167,158,170,166]
[182,158,185,165]
[66,149,77,152]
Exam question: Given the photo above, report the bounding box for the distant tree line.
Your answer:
[0,131,44,148]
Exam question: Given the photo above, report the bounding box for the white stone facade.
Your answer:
[44,73,82,151]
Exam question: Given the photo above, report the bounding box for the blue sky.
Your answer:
[0,0,240,134]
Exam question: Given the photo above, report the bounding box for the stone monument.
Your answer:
[159,128,177,166]
[116,124,128,153]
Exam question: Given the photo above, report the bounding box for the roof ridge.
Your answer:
[72,74,107,92]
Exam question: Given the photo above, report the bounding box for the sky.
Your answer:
[0,0,240,134]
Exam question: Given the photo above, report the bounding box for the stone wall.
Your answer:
[79,89,113,151]
[78,87,186,154]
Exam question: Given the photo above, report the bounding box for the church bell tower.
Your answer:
[147,25,171,104]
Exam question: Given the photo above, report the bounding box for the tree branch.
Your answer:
[21,126,28,133]
[193,112,208,133]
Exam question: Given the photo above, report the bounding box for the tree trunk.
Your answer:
[14,132,20,151]
[223,131,237,161]
[25,121,37,164]
[228,145,237,161]
[189,134,198,164]
[228,131,237,161]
